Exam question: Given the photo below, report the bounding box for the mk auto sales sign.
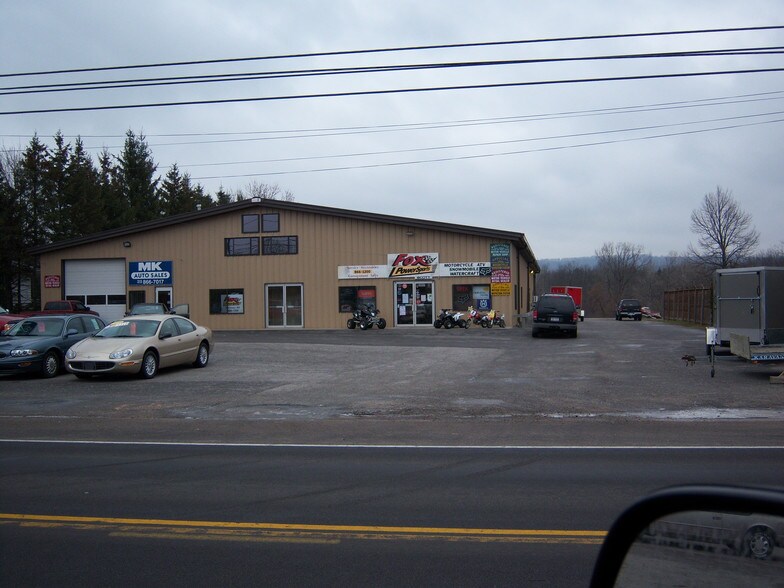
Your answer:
[129,261,173,286]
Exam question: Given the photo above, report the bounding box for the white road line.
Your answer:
[1,439,784,450]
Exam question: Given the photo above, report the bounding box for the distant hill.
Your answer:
[538,257,598,270]
[539,256,680,270]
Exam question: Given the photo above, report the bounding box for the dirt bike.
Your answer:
[433,309,467,329]
[491,310,506,328]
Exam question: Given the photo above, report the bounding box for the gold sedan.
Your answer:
[66,315,212,379]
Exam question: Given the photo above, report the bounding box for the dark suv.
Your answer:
[531,294,578,338]
[615,299,642,321]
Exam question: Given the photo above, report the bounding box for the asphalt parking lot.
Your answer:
[2,319,783,445]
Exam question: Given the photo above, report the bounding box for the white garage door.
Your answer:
[64,259,126,323]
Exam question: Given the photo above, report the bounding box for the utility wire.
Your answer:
[3,24,783,79]
[2,46,782,96]
[3,90,779,142]
[190,116,784,180]
[3,67,784,116]
[177,110,784,168]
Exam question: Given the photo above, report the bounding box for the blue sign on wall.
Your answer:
[129,260,173,286]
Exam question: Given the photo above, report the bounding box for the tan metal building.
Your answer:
[31,198,539,329]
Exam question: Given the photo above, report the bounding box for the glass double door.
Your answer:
[266,284,303,328]
[395,281,433,326]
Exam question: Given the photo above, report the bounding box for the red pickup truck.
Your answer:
[25,300,101,316]
[1,300,101,334]
[0,306,27,334]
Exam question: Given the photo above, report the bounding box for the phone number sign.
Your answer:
[129,260,173,286]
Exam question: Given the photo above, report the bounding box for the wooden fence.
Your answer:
[662,288,712,326]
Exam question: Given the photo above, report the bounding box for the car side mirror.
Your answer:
[590,485,784,587]
[66,328,79,337]
[159,333,173,340]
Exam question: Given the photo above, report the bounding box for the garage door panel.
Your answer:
[64,260,126,322]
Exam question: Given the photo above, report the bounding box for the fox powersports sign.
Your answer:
[128,260,173,286]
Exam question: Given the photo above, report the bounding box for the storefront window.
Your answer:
[452,284,491,311]
[210,289,245,314]
[339,286,377,312]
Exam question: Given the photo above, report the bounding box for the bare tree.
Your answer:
[595,242,651,312]
[688,186,759,269]
[234,181,294,202]
[749,241,784,266]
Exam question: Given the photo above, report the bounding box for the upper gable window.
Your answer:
[242,214,259,233]
[262,236,298,255]
[262,213,279,233]
[225,237,259,256]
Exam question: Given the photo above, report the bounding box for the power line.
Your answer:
[3,67,784,116]
[2,46,781,96]
[189,116,784,180]
[3,24,783,79]
[3,90,781,142]
[174,110,784,168]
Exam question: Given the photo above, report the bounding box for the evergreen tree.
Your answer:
[14,135,51,308]
[65,138,104,237]
[159,164,213,215]
[116,130,160,223]
[159,164,187,215]
[99,148,132,229]
[46,132,72,242]
[0,148,25,308]
[215,186,233,205]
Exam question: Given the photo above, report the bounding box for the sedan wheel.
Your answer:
[139,351,158,379]
[41,351,60,378]
[744,526,774,559]
[193,342,209,368]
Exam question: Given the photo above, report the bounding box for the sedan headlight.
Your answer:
[10,349,39,357]
[109,348,133,360]
[66,348,77,359]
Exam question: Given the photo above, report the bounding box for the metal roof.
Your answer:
[30,197,540,272]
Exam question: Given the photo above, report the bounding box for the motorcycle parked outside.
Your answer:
[433,309,468,329]
[346,304,387,330]
[468,306,492,328]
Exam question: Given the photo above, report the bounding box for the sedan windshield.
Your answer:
[8,318,65,337]
[96,320,160,338]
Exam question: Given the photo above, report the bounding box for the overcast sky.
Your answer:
[2,1,783,260]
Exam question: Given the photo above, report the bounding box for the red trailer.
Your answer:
[550,286,584,321]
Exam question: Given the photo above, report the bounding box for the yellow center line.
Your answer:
[0,513,606,545]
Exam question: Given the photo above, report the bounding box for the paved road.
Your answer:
[3,441,784,587]
[1,319,783,446]
[3,321,783,585]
